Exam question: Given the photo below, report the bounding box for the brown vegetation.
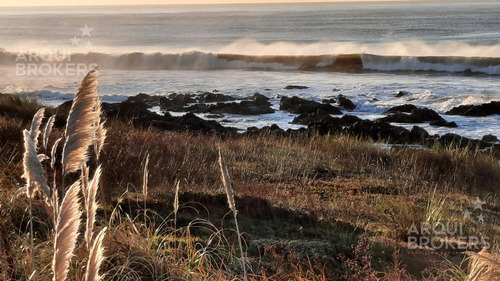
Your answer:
[0,90,499,280]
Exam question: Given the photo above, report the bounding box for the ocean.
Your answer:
[0,1,499,138]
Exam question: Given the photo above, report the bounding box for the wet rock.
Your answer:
[206,113,225,119]
[410,108,444,122]
[322,98,337,104]
[380,107,455,127]
[346,120,411,143]
[482,134,498,143]
[280,96,342,115]
[384,104,417,114]
[249,93,272,106]
[197,92,236,103]
[395,91,409,98]
[284,85,309,90]
[336,95,356,110]
[429,119,458,128]
[445,101,500,117]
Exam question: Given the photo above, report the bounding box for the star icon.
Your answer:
[80,24,93,37]
[85,41,93,48]
[477,214,485,224]
[70,36,80,46]
[463,209,472,219]
[472,198,484,210]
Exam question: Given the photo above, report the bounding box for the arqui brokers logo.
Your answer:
[15,24,98,79]
[407,198,494,255]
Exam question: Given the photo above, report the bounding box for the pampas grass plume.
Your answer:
[62,68,100,174]
[43,115,55,150]
[22,129,51,199]
[30,108,45,147]
[52,180,82,281]
[85,165,102,249]
[85,227,107,281]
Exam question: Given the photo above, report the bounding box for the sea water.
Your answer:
[0,1,499,138]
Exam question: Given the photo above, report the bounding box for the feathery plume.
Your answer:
[85,227,107,281]
[29,108,45,148]
[52,180,82,281]
[62,67,100,174]
[142,153,150,200]
[173,180,180,215]
[218,149,247,280]
[173,180,180,229]
[21,129,51,199]
[51,138,62,170]
[94,98,107,160]
[43,115,55,150]
[85,165,102,249]
[467,248,500,281]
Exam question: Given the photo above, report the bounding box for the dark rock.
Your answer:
[125,93,161,107]
[197,92,236,103]
[439,133,500,152]
[336,95,356,110]
[245,124,285,135]
[322,98,336,104]
[409,126,430,143]
[280,96,342,115]
[158,93,196,112]
[206,113,225,119]
[395,91,409,98]
[346,120,411,143]
[101,99,235,134]
[249,93,271,106]
[284,85,309,90]
[297,113,363,135]
[445,101,500,117]
[482,134,498,143]
[384,104,417,114]
[292,110,361,126]
[439,133,472,147]
[380,107,454,127]
[430,119,458,128]
[410,108,444,122]
[292,109,335,125]
[187,100,274,115]
[169,93,196,104]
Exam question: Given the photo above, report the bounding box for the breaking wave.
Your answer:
[2,49,499,75]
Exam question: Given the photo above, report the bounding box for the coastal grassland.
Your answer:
[0,96,499,280]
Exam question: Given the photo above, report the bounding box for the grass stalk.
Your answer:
[218,149,247,281]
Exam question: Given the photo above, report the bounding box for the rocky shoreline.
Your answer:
[56,89,500,152]
[2,89,499,152]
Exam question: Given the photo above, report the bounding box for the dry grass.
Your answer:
[0,94,499,280]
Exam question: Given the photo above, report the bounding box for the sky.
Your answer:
[0,0,405,7]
